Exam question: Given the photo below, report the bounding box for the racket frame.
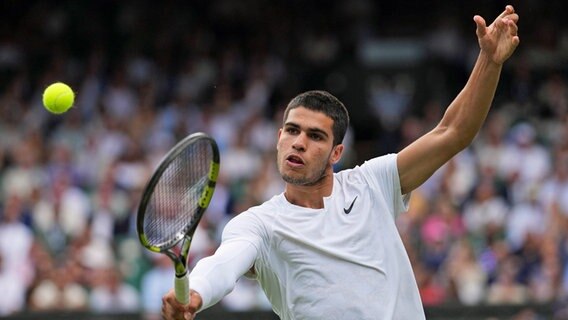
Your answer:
[136,132,220,303]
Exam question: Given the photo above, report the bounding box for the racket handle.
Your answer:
[174,272,191,304]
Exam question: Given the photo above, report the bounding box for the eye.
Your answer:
[309,133,323,141]
[286,127,299,134]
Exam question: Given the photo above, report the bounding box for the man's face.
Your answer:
[276,107,342,186]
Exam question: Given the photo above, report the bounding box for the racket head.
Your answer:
[136,132,220,253]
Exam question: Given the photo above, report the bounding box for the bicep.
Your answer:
[397,126,463,194]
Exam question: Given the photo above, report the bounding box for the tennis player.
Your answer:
[162,5,519,320]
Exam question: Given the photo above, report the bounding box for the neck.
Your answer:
[284,174,334,209]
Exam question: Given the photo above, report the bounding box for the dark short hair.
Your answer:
[283,90,349,146]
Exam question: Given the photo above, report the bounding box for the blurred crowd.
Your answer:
[1,0,568,318]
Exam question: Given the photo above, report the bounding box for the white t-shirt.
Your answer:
[222,154,424,319]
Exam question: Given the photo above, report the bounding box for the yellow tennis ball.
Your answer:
[42,82,75,114]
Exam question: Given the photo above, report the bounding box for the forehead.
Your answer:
[285,107,334,133]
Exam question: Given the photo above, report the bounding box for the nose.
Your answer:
[292,133,306,152]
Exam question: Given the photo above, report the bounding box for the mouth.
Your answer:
[286,154,305,167]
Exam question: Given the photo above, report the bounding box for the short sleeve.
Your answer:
[358,153,410,218]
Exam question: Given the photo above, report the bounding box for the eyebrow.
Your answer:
[284,122,330,139]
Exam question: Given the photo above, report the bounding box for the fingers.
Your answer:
[481,5,517,29]
[499,15,519,46]
[496,5,515,20]
[495,9,522,51]
[495,16,508,33]
[161,304,190,320]
[474,15,487,37]
[474,4,520,64]
[504,13,519,23]
[188,290,203,314]
[162,290,193,320]
[504,18,518,36]
[475,5,519,39]
[496,5,519,28]
[511,34,521,47]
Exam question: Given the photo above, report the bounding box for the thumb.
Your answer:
[473,15,487,37]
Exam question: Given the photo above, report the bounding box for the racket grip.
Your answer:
[174,272,191,304]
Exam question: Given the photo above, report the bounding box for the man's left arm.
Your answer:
[397,5,520,194]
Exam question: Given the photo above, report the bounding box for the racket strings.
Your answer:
[144,140,212,247]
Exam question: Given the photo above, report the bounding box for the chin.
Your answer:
[281,173,307,185]
[282,173,324,186]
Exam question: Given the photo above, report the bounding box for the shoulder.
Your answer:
[222,194,282,242]
[361,153,398,171]
[336,153,398,183]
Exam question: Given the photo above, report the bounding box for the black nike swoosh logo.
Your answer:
[343,196,358,214]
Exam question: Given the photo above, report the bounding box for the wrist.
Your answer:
[477,51,504,69]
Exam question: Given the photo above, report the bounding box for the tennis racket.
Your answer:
[136,132,220,304]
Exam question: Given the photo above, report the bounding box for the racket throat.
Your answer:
[166,237,192,276]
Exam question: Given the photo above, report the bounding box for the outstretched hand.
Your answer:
[474,5,520,65]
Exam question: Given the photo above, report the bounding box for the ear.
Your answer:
[330,144,344,165]
[276,128,283,151]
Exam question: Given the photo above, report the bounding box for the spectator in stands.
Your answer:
[504,122,551,203]
[0,194,33,314]
[487,256,529,305]
[89,267,140,313]
[28,264,89,311]
[140,254,175,315]
[444,239,487,305]
[463,177,509,248]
